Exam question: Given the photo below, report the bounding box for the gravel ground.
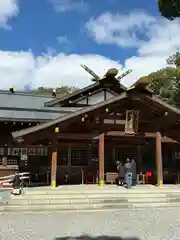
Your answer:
[0,208,180,240]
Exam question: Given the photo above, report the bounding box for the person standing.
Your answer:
[131,159,137,186]
[116,161,124,186]
[11,172,22,195]
[124,158,133,189]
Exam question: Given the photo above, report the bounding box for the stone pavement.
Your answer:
[0,208,180,240]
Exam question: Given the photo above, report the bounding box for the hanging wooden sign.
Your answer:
[125,110,140,134]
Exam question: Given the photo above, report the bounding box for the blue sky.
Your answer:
[0,0,158,57]
[0,0,180,90]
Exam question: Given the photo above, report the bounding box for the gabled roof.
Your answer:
[44,81,127,107]
[12,92,127,138]
[11,89,180,139]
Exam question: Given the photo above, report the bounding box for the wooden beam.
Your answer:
[106,131,156,138]
[99,134,105,187]
[51,140,57,188]
[156,132,163,186]
[58,133,99,140]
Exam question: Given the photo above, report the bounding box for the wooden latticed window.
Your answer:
[71,147,88,166]
[0,148,5,156]
[7,158,18,165]
[21,148,27,155]
[11,148,20,156]
[8,148,21,156]
[0,148,5,165]
[27,147,36,156]
[125,110,139,134]
[57,146,68,165]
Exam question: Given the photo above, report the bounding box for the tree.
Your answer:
[139,52,180,105]
[144,68,176,104]
[167,52,180,67]
[158,0,180,20]
[31,86,79,95]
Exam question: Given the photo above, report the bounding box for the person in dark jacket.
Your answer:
[116,161,124,186]
[12,172,21,189]
[131,159,137,186]
[124,158,133,189]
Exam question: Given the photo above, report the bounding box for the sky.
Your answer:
[0,0,180,90]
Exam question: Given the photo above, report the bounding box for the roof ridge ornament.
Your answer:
[80,64,132,83]
[128,76,153,93]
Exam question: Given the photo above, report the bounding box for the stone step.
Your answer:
[11,192,180,200]
[2,201,180,213]
[7,196,180,205]
[9,193,179,200]
[24,188,180,195]
[14,193,174,200]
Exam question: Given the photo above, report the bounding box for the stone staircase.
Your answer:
[1,185,180,213]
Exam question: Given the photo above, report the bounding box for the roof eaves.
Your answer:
[0,90,57,98]
[0,117,50,122]
[149,95,180,115]
[0,106,83,114]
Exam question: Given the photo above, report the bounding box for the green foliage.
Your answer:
[143,52,180,105]
[31,86,79,95]
[148,68,175,103]
[158,0,180,20]
[167,52,180,67]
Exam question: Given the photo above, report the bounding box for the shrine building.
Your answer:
[1,66,180,187]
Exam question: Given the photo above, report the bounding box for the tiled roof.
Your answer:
[0,90,83,121]
[0,90,54,109]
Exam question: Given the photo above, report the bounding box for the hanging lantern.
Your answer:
[55,127,59,133]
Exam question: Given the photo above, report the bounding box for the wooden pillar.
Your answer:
[137,145,142,172]
[156,132,163,186]
[99,134,105,187]
[51,141,57,188]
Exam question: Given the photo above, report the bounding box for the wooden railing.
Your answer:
[0,172,30,184]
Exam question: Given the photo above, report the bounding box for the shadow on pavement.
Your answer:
[55,235,140,240]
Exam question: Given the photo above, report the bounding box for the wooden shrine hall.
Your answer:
[11,85,180,188]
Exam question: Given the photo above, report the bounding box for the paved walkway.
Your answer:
[0,208,180,240]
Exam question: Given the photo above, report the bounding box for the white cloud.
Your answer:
[86,11,156,48]
[0,50,122,90]
[0,0,19,29]
[86,11,180,86]
[49,0,88,13]
[1,10,180,90]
